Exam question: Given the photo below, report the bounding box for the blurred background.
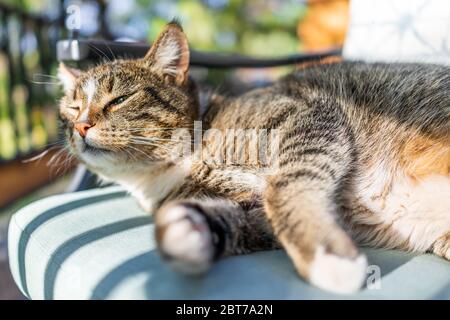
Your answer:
[0,0,349,299]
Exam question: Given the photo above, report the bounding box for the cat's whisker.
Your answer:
[43,139,67,149]
[130,136,177,143]
[127,129,179,134]
[129,143,173,156]
[121,147,137,161]
[47,148,68,167]
[30,74,60,85]
[88,43,111,62]
[128,127,206,132]
[22,141,67,163]
[127,144,160,161]
[127,146,150,160]
[129,137,173,145]
[57,151,75,176]
[22,148,54,163]
[130,135,194,143]
[102,40,117,61]
[34,73,58,79]
[46,146,76,178]
[129,141,172,152]
[29,80,60,85]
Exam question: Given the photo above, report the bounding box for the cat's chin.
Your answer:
[78,148,163,179]
[83,143,113,154]
[74,145,124,174]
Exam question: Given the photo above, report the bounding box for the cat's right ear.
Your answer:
[57,62,82,93]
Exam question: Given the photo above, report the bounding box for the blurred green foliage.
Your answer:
[120,0,305,56]
[0,0,60,161]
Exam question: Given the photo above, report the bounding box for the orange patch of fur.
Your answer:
[401,135,450,180]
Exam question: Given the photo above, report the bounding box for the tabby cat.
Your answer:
[58,22,450,294]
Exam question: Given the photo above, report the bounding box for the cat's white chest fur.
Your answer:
[356,164,450,251]
[111,159,265,213]
[114,159,192,213]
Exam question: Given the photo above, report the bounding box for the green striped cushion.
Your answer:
[8,186,450,299]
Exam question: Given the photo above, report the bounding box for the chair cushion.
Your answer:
[343,0,450,65]
[8,186,450,299]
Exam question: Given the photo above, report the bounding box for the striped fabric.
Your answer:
[7,186,450,299]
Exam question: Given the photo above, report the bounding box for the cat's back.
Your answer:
[287,61,450,91]
[208,61,450,131]
[283,61,450,113]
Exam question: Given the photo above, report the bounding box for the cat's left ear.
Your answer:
[144,22,190,86]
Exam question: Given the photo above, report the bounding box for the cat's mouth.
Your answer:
[82,142,113,154]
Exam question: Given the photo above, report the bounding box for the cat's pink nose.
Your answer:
[75,122,92,138]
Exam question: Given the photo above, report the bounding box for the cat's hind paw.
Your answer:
[155,203,215,274]
[309,246,368,294]
[432,232,450,260]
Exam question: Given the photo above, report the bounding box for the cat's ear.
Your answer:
[57,62,82,93]
[144,21,190,86]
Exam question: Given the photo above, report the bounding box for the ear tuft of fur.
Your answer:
[168,17,183,30]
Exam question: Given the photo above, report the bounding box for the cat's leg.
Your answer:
[431,231,450,260]
[154,198,279,274]
[264,111,368,294]
[264,178,367,293]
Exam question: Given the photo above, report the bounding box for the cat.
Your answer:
[58,22,450,294]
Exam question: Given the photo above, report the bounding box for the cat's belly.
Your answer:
[355,165,450,252]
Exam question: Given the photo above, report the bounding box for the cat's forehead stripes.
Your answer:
[75,66,129,104]
[82,77,97,105]
[105,74,115,93]
[75,75,114,110]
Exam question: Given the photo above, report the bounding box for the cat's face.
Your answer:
[58,23,197,175]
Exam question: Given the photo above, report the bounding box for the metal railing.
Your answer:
[57,38,341,68]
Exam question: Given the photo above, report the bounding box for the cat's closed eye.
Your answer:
[104,94,133,113]
[65,105,80,117]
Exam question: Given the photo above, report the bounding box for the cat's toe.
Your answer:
[309,246,367,294]
[155,204,215,274]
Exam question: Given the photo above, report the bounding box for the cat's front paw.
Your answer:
[155,203,215,274]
